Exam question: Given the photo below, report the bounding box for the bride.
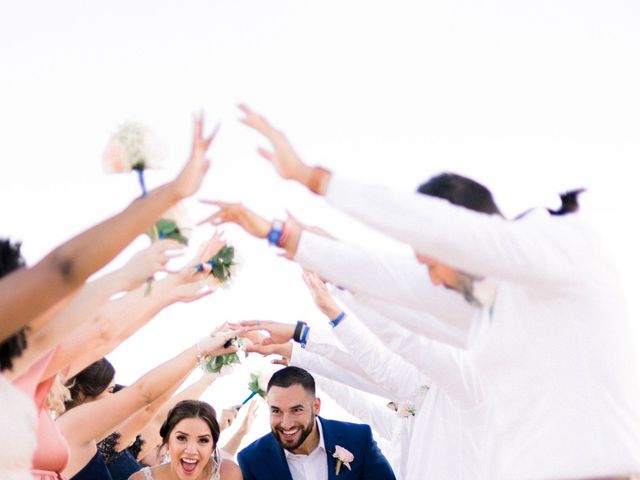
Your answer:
[130,400,242,480]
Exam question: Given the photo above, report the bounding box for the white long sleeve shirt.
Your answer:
[295,232,474,347]
[290,343,391,398]
[332,291,489,480]
[325,174,640,479]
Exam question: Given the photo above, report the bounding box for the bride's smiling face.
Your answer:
[168,417,214,479]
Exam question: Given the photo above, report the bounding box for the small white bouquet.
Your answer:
[102,121,165,196]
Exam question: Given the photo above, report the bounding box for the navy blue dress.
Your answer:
[106,448,143,480]
[70,451,113,480]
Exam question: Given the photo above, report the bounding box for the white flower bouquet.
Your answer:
[102,121,165,196]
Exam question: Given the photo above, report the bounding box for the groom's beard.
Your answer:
[272,415,315,452]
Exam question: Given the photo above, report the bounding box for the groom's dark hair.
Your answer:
[417,172,502,216]
[268,366,316,395]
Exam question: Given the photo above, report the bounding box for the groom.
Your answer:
[238,366,396,480]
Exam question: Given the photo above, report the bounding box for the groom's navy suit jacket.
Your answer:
[238,417,396,480]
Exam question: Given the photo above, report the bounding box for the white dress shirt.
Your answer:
[324,174,640,479]
[295,231,474,348]
[284,418,328,480]
[330,291,489,480]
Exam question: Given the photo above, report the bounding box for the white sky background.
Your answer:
[1,0,640,453]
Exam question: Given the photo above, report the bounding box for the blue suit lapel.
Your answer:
[265,434,294,480]
[320,417,348,479]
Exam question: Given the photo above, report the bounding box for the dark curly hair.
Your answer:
[0,238,29,372]
[159,400,220,447]
[64,357,115,410]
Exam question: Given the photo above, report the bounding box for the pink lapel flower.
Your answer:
[333,445,354,475]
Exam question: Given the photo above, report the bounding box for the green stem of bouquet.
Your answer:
[144,224,160,296]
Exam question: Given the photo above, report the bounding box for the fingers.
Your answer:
[196,201,235,226]
[234,320,261,328]
[155,239,185,251]
[182,287,214,303]
[204,123,221,149]
[192,112,204,148]
[243,344,264,354]
[276,251,295,261]
[257,147,275,163]
[237,103,262,130]
[237,103,252,117]
[302,271,313,289]
[250,399,260,415]
[197,212,226,227]
[305,271,326,292]
[199,199,227,207]
[272,357,289,366]
[237,103,275,136]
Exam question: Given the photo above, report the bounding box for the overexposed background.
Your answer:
[2,0,639,453]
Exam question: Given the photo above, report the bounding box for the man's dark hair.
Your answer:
[267,366,316,396]
[0,238,28,372]
[417,172,502,216]
[549,189,585,216]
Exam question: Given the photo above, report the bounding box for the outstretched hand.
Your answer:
[302,271,343,319]
[197,329,242,357]
[119,239,185,290]
[230,320,296,345]
[219,405,240,431]
[237,399,260,434]
[243,340,292,366]
[237,103,309,183]
[173,113,219,199]
[157,231,230,303]
[198,200,270,239]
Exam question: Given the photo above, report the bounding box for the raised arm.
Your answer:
[239,319,398,398]
[303,272,428,401]
[200,201,476,342]
[106,373,189,455]
[54,233,224,380]
[7,240,185,380]
[336,290,484,409]
[57,330,238,477]
[238,104,588,289]
[220,399,260,457]
[0,115,217,341]
[289,344,391,398]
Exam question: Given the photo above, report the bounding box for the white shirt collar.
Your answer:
[284,417,325,459]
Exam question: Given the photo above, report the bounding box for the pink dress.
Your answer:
[13,350,70,480]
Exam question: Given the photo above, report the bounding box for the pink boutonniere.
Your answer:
[333,445,354,475]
